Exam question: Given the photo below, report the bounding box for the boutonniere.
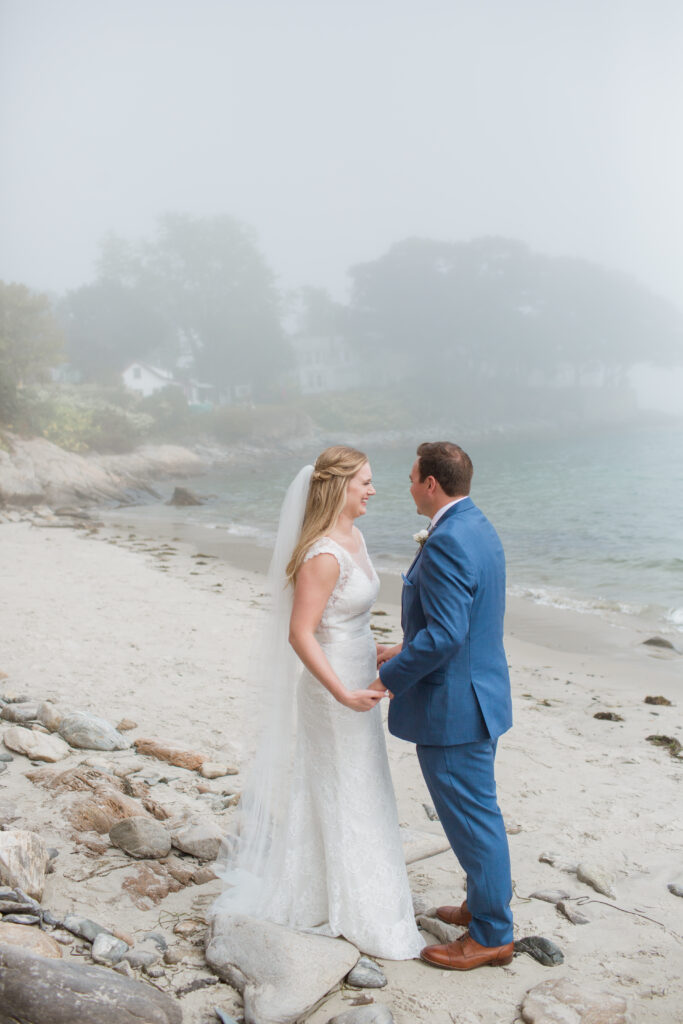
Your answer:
[413,529,429,548]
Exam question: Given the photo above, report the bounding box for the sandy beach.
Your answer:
[2,513,682,1024]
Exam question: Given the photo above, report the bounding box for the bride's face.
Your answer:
[343,461,375,519]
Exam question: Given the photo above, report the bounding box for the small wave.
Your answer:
[508,584,650,620]
[666,607,683,632]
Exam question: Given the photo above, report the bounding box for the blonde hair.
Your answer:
[286,445,368,583]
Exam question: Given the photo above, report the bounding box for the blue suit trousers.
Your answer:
[417,739,513,947]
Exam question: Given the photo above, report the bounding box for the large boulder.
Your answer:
[0,830,49,900]
[58,712,130,751]
[3,726,70,762]
[206,913,359,1024]
[0,942,182,1023]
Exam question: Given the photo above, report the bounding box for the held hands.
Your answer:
[376,642,402,667]
[340,687,389,712]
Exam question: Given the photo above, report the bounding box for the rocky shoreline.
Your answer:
[1,515,682,1023]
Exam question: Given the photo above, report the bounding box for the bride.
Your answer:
[211,446,424,959]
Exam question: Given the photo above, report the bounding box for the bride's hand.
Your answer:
[377,642,402,667]
[340,688,388,712]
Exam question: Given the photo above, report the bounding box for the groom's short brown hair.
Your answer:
[417,442,473,497]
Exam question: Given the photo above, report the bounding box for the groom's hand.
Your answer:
[369,677,393,699]
[377,642,402,667]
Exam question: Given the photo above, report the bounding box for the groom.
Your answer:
[371,441,514,970]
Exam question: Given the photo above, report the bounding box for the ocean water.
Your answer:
[127,421,683,634]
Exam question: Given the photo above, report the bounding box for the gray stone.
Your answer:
[529,889,572,905]
[145,964,166,979]
[0,830,49,900]
[521,976,629,1023]
[0,751,13,761]
[643,635,675,650]
[215,1011,239,1024]
[123,948,161,969]
[59,711,131,751]
[576,861,616,899]
[0,941,182,1023]
[400,826,451,864]
[556,900,590,925]
[3,913,41,925]
[2,725,70,762]
[90,932,129,965]
[109,817,172,859]
[206,912,359,1024]
[668,881,683,898]
[514,936,564,966]
[327,1007,394,1024]
[416,914,460,945]
[171,819,223,861]
[63,914,114,944]
[1,702,39,723]
[346,955,387,989]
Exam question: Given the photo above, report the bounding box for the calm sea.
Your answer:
[124,421,683,635]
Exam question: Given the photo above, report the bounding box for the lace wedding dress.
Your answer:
[213,530,424,960]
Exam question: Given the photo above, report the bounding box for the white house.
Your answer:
[122,362,177,398]
[291,335,362,395]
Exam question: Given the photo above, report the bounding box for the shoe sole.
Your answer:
[420,952,514,970]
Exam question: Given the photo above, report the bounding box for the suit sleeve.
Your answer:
[379,532,475,697]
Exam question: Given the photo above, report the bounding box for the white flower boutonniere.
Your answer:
[413,529,430,548]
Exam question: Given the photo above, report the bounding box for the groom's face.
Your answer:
[409,459,432,517]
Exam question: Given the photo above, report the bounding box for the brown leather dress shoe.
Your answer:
[435,900,472,927]
[420,931,514,970]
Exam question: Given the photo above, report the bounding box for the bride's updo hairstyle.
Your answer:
[286,445,368,583]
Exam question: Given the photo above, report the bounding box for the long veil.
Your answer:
[209,464,314,918]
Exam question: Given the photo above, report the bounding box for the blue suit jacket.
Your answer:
[379,498,512,746]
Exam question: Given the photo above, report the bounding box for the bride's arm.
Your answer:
[289,555,386,712]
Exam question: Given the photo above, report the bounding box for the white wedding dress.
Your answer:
[213,532,424,960]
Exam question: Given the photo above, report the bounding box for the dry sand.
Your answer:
[1,516,682,1023]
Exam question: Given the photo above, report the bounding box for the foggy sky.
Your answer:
[2,0,683,311]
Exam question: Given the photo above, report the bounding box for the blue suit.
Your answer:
[379,497,513,946]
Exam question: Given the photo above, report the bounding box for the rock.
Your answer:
[59,711,131,751]
[0,941,183,1023]
[109,817,172,859]
[206,912,359,1024]
[422,803,439,822]
[557,900,590,924]
[122,861,184,909]
[167,486,204,506]
[539,851,579,873]
[642,635,675,649]
[36,701,63,731]
[644,695,672,705]
[411,894,432,916]
[123,947,162,969]
[2,725,70,762]
[593,711,624,722]
[63,914,115,944]
[171,820,224,861]
[215,1011,240,1024]
[576,862,616,899]
[400,826,451,864]
[0,830,49,899]
[514,936,564,966]
[162,855,196,886]
[145,964,166,979]
[520,976,628,1023]
[0,921,63,957]
[416,914,461,945]
[200,761,238,779]
[133,737,205,771]
[346,956,387,989]
[3,913,41,925]
[164,947,184,965]
[0,750,13,761]
[667,881,683,898]
[193,864,218,885]
[1,702,39,723]
[529,889,572,904]
[505,821,523,834]
[327,1008,394,1024]
[173,917,204,941]
[91,931,129,964]
[116,718,138,731]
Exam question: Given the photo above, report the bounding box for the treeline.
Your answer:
[1,214,683,449]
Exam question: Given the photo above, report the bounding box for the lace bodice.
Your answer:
[303,534,380,642]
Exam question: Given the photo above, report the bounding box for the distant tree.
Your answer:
[0,281,64,421]
[60,279,172,383]
[98,213,289,397]
[345,237,683,395]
